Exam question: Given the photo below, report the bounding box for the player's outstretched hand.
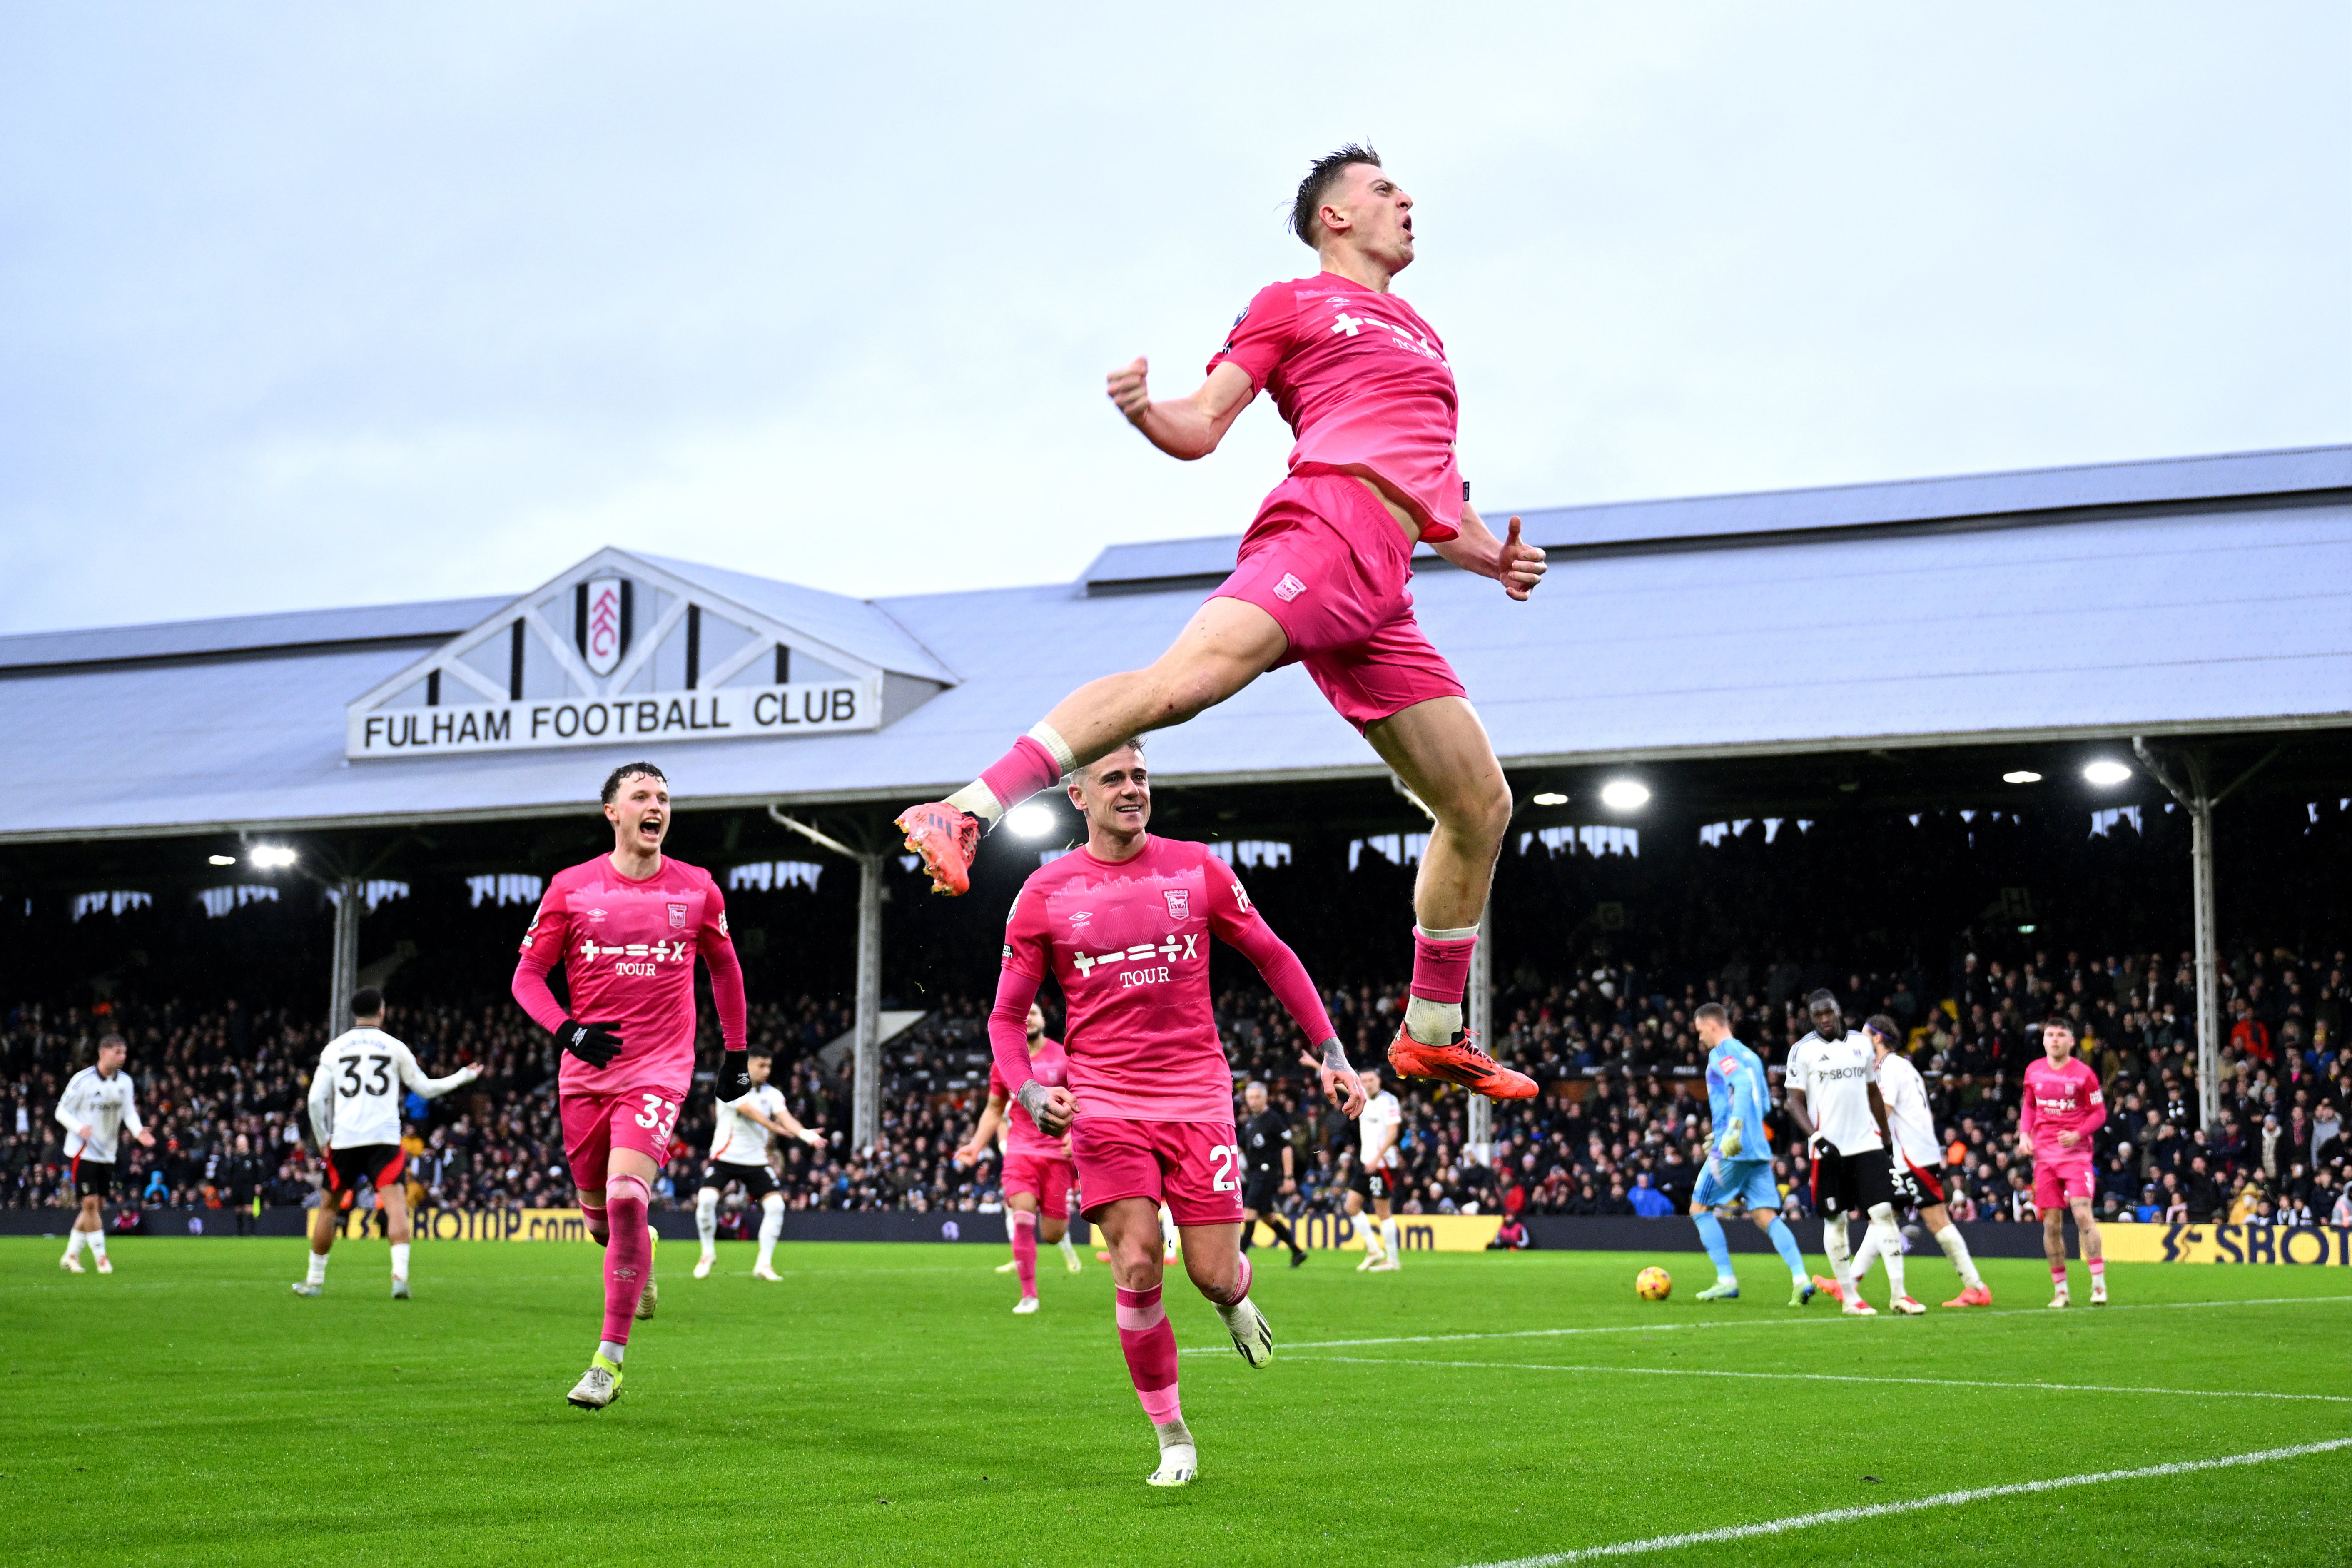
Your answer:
[800,1125,826,1148]
[1018,1081,1077,1137]
[950,1141,982,1169]
[1106,356,1151,421]
[554,1019,623,1067]
[1497,516,1546,601]
[1301,1041,1368,1118]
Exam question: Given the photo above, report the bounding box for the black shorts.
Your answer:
[1810,1143,1896,1217]
[1242,1171,1282,1213]
[70,1157,113,1201]
[1350,1163,1407,1203]
[702,1160,779,1202]
[1891,1155,1949,1209]
[325,1144,406,1196]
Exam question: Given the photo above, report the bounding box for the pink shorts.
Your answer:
[1001,1150,1076,1221]
[2033,1159,2094,1211]
[1071,1117,1243,1227]
[561,1087,684,1188]
[1213,472,1467,733]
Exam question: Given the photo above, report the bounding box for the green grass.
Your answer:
[4,1235,2347,1566]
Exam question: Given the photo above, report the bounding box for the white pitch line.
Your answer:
[1286,1354,2352,1403]
[1181,1293,2352,1354]
[1458,1438,2352,1567]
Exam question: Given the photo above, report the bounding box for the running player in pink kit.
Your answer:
[511,761,755,1407]
[2021,1015,2109,1307]
[953,1002,1081,1312]
[899,145,1545,1104]
[992,740,1365,1486]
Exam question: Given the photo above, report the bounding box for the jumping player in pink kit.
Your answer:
[952,1002,1081,1312]
[992,739,1365,1486]
[511,761,756,1407]
[899,145,1545,1104]
[2021,1015,2109,1307]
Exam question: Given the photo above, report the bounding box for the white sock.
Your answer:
[1935,1223,1983,1289]
[1159,1204,1178,1255]
[65,1229,87,1259]
[390,1242,410,1281]
[947,780,1005,824]
[597,1340,625,1365]
[1851,1219,1882,1280]
[1404,996,1463,1047]
[87,1230,107,1260]
[1868,1206,1904,1299]
[1357,1216,1383,1261]
[1058,1232,1080,1263]
[1154,1416,1196,1465]
[757,1196,783,1269]
[1821,1217,1854,1292]
[695,1189,718,1260]
[1381,1217,1401,1260]
[307,1250,330,1285]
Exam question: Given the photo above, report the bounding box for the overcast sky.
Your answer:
[3,3,2346,637]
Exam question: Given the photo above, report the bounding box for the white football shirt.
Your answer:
[709,1083,787,1166]
[1785,1030,1884,1156]
[55,1067,143,1163]
[1874,1050,1940,1169]
[308,1027,476,1150]
[1358,1090,1403,1170]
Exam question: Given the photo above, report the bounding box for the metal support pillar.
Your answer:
[327,876,361,1043]
[1465,899,1493,1165]
[853,851,884,1153]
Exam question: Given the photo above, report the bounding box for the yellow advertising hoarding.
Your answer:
[2100,1221,2352,1266]
[336,1207,589,1242]
[1284,1211,1503,1252]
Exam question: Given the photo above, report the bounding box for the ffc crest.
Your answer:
[1162,889,1190,920]
[580,577,629,678]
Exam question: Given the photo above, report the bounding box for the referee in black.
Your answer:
[1238,1080,1308,1266]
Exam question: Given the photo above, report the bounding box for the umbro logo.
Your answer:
[1069,910,1091,925]
[1274,573,1307,602]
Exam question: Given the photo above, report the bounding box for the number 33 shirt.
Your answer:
[308,1026,478,1150]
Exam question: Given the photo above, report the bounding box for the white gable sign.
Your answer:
[343,550,946,760]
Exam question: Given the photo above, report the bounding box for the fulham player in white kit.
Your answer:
[1783,990,1906,1316]
[1848,1015,1991,1309]
[1347,1066,1406,1271]
[294,987,481,1298]
[693,1049,823,1281]
[55,1033,154,1274]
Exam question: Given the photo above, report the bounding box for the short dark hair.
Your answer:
[1694,1002,1729,1027]
[1290,143,1382,248]
[747,1047,772,1062]
[1864,1014,1901,1045]
[97,1032,126,1052]
[601,762,667,805]
[351,986,384,1019]
[1806,989,1840,1012]
[2044,1014,2078,1037]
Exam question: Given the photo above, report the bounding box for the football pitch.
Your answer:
[6,1237,2346,1567]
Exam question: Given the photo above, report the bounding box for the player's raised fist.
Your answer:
[1106,356,1151,420]
[1498,516,1546,601]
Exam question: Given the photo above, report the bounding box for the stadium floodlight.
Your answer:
[2018,923,2038,934]
[207,854,237,867]
[1530,792,1568,807]
[1599,780,1649,812]
[2082,760,2132,787]
[249,845,298,870]
[2002,770,2042,784]
[1004,803,1059,839]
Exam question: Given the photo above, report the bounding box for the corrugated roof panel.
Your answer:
[0,596,516,671]
[631,551,959,683]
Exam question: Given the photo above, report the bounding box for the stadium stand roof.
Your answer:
[3,446,2345,843]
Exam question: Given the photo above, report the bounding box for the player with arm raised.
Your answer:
[511,761,754,1408]
[898,145,1543,1108]
[692,1049,824,1283]
[1849,1015,1991,1310]
[292,987,481,1299]
[954,1002,1083,1311]
[55,1033,154,1274]
[1687,1003,1815,1306]
[992,740,1364,1486]
[2021,1015,2108,1307]
[1782,990,1905,1316]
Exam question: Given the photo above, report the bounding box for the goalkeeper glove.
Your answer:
[1719,1123,1744,1159]
[553,1019,623,1067]
[716,1047,754,1107]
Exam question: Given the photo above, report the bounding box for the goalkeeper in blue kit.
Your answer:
[1687,1003,1815,1305]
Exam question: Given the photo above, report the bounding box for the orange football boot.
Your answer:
[1385,1029,1538,1100]
[1943,1283,1993,1308]
[896,803,980,895]
[1812,1273,1848,1305]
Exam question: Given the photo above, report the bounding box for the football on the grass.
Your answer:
[1636,1266,1672,1301]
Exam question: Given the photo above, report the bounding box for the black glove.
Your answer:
[716,1047,753,1106]
[554,1018,623,1067]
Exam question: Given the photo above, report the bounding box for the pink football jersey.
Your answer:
[2022,1055,2106,1168]
[988,1037,1070,1158]
[1208,272,1465,541]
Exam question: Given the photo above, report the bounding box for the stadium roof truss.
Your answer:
[0,446,2345,845]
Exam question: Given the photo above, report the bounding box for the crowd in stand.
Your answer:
[4,945,2346,1231]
